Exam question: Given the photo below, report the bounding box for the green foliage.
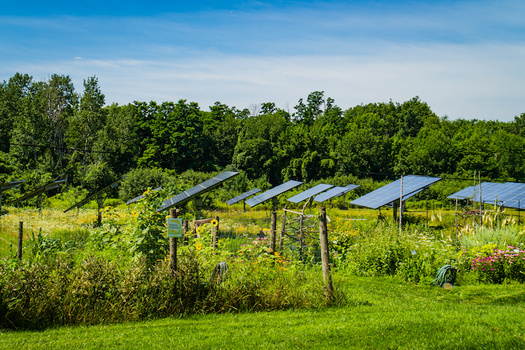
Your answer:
[118,167,170,202]
[459,245,525,284]
[460,225,524,250]
[128,189,168,266]
[2,277,525,349]
[333,221,456,284]
[0,237,330,330]
[3,69,525,189]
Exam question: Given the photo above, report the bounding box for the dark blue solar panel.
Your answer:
[447,182,523,206]
[127,187,163,205]
[447,185,476,200]
[64,176,127,212]
[479,182,525,209]
[245,180,303,208]
[473,182,505,203]
[11,179,67,204]
[0,180,25,191]
[350,175,441,209]
[287,184,334,203]
[226,188,261,205]
[497,182,525,208]
[314,184,360,203]
[157,171,239,212]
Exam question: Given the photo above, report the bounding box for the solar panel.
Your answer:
[457,182,525,209]
[10,179,67,205]
[64,176,127,213]
[0,181,25,212]
[226,188,261,205]
[472,182,505,203]
[350,175,441,209]
[126,186,163,205]
[498,182,525,208]
[447,185,476,200]
[447,182,517,204]
[157,171,239,212]
[314,184,360,203]
[0,180,25,192]
[287,184,334,204]
[245,180,303,208]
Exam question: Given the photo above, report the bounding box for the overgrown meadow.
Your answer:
[1,187,525,331]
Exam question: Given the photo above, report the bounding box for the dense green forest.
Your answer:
[2,73,525,199]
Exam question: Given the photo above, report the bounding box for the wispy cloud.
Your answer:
[1,0,524,120]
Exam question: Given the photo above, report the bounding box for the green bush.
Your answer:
[0,247,333,330]
[336,223,456,284]
[119,168,170,202]
[458,245,525,284]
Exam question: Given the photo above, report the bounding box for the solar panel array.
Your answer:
[287,183,334,203]
[449,182,505,201]
[157,171,239,212]
[449,182,525,209]
[0,180,25,191]
[126,186,163,205]
[10,179,67,205]
[245,180,303,208]
[64,176,127,213]
[226,188,261,205]
[350,175,441,209]
[314,184,360,203]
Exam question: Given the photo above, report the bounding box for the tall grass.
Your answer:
[2,203,525,332]
[2,277,525,350]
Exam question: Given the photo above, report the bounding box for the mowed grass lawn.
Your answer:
[2,276,524,350]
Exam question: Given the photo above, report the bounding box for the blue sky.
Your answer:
[1,0,524,121]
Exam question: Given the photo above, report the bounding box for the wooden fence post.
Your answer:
[279,211,287,254]
[211,216,219,249]
[270,211,277,253]
[17,222,23,259]
[319,207,334,300]
[183,219,189,245]
[169,209,177,273]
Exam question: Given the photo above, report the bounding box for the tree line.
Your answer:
[2,72,525,196]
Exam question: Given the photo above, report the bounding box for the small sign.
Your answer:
[411,250,417,255]
[167,218,183,238]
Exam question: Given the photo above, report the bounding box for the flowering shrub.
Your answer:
[470,246,525,284]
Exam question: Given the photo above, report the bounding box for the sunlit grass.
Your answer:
[0,206,133,257]
[1,276,524,349]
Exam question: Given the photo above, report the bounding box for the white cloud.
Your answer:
[3,40,523,121]
[1,0,524,121]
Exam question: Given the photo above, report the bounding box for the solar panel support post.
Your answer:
[96,194,104,227]
[271,197,279,212]
[393,200,399,222]
[194,197,203,220]
[37,193,43,213]
[0,193,3,213]
[169,209,178,273]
